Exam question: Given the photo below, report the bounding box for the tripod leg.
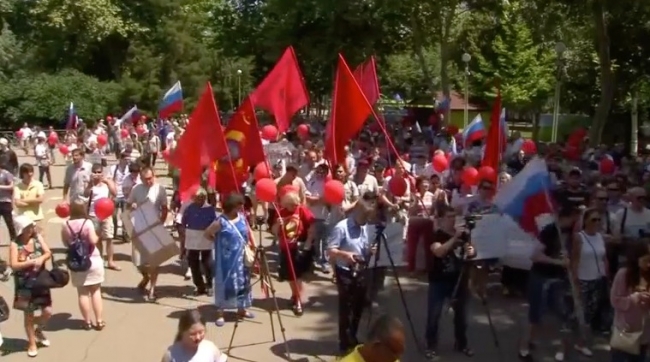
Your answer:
[259,248,292,359]
[480,296,504,362]
[381,235,424,354]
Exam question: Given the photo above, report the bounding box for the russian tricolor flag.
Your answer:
[159,81,183,119]
[66,102,78,129]
[115,106,138,127]
[462,114,485,147]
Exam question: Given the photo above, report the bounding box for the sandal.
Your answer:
[454,344,474,357]
[424,350,439,360]
[107,265,122,271]
[95,321,106,331]
[292,303,304,316]
[237,310,255,319]
[83,322,93,330]
[146,291,158,302]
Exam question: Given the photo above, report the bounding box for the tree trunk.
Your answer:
[589,0,614,146]
[411,10,436,95]
[440,8,455,122]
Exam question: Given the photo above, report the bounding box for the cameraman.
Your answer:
[424,206,475,359]
[327,192,378,354]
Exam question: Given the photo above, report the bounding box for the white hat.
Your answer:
[0,138,8,146]
[37,131,46,139]
[13,215,34,236]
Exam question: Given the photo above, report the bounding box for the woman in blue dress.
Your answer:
[204,193,253,327]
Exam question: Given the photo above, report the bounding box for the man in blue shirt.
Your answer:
[327,191,378,354]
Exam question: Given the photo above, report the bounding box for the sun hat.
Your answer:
[13,215,35,237]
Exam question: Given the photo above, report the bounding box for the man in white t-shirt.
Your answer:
[33,133,52,188]
[612,187,650,271]
[305,163,331,273]
[19,123,32,155]
[127,166,168,301]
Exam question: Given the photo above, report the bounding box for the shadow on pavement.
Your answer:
[43,312,87,331]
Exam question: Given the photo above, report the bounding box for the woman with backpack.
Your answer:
[61,199,105,331]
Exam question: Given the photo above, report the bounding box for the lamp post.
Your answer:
[462,53,471,129]
[551,42,566,143]
[237,69,242,105]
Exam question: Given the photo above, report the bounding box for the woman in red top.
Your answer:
[272,191,315,316]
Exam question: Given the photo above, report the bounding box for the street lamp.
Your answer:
[236,69,242,105]
[551,42,566,143]
[462,53,471,129]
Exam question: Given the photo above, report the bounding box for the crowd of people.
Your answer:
[1,116,650,362]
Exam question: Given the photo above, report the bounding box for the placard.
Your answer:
[264,140,296,166]
[499,216,539,270]
[122,200,179,267]
[366,223,406,268]
[470,214,508,260]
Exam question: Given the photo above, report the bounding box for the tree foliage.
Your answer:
[0,0,644,143]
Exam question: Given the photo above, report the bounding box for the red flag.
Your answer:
[325,54,375,166]
[250,47,309,133]
[353,56,380,105]
[482,88,503,171]
[214,96,266,194]
[170,83,225,201]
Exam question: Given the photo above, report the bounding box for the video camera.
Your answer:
[460,214,481,239]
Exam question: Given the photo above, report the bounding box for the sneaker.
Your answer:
[184,268,192,280]
[35,327,50,347]
[574,345,593,357]
[321,264,331,274]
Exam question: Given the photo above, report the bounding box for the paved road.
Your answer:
[0,154,611,361]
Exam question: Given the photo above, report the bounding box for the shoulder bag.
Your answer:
[32,238,70,289]
[222,216,255,268]
[611,317,645,355]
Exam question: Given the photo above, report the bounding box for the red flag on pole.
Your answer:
[325,54,375,166]
[169,82,225,201]
[250,47,309,133]
[214,96,266,194]
[353,56,380,106]
[482,88,504,171]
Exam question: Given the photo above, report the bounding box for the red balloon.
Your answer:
[388,176,408,197]
[59,145,69,155]
[16,130,22,138]
[383,168,395,178]
[253,163,271,181]
[521,139,537,155]
[447,125,459,136]
[600,157,615,174]
[55,202,70,218]
[94,198,115,221]
[432,155,449,173]
[461,167,479,186]
[323,180,345,204]
[48,132,58,146]
[279,184,298,197]
[136,126,145,135]
[255,178,277,202]
[261,125,278,141]
[97,134,108,146]
[297,124,310,139]
[478,166,497,183]
[120,129,129,139]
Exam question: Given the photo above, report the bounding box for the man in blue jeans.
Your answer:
[425,206,476,360]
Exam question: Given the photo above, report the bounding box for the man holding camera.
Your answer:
[424,205,476,360]
[327,192,378,355]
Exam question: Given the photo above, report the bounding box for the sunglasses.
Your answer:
[596,197,608,201]
[637,196,648,201]
[480,186,494,191]
[589,218,602,223]
[608,188,620,192]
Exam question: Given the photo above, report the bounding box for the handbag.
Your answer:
[0,295,10,323]
[611,318,645,355]
[32,251,70,289]
[223,217,255,268]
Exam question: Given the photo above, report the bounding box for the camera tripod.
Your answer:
[447,237,504,362]
[227,221,291,359]
[365,226,423,354]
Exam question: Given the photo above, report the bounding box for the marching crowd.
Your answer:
[1,117,650,362]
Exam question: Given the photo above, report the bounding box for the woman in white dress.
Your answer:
[61,199,105,330]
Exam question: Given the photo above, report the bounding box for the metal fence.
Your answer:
[0,129,69,147]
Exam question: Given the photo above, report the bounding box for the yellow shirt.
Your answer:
[14,180,45,221]
[339,346,400,362]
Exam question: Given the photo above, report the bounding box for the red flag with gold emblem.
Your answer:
[214,97,266,194]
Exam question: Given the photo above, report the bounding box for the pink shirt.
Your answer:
[62,219,98,255]
[611,268,650,343]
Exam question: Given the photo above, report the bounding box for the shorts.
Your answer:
[92,217,114,240]
[527,272,571,325]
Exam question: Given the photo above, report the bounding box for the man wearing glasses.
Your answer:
[127,166,169,301]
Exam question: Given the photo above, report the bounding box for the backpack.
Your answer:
[66,220,92,272]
